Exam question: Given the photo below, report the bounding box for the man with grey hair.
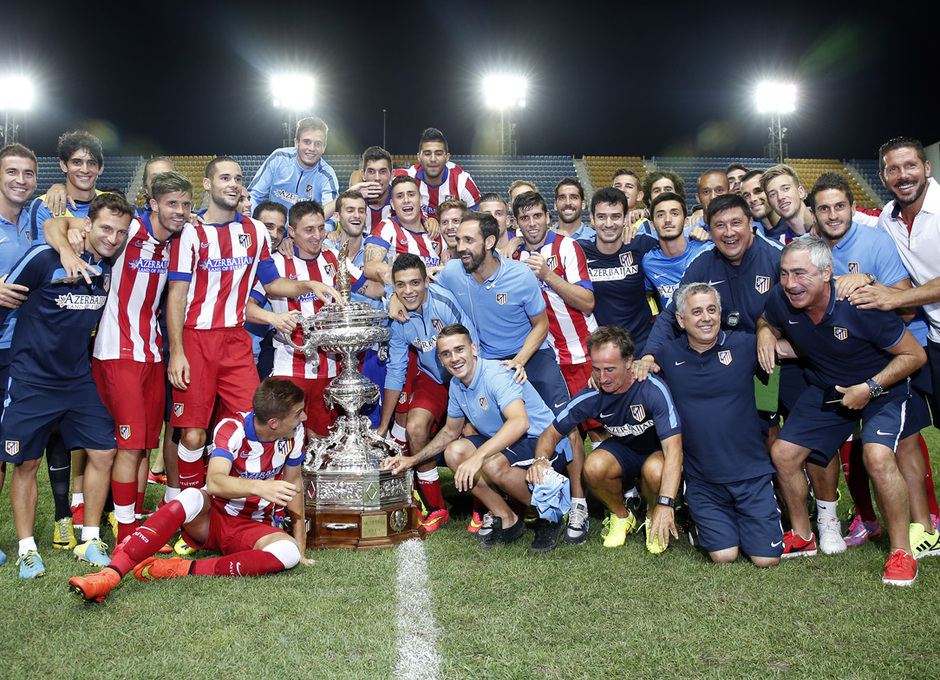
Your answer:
[657,283,781,567]
[757,237,926,585]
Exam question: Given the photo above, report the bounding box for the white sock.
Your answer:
[19,537,38,556]
[71,492,84,506]
[114,504,136,525]
[164,486,181,503]
[816,499,838,522]
[262,540,301,569]
[416,468,439,482]
[177,444,204,463]
[572,496,587,509]
[624,486,640,499]
[81,526,101,542]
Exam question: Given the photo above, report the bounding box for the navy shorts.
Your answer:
[594,437,654,482]
[684,473,783,558]
[902,389,932,439]
[1,377,116,464]
[778,381,911,458]
[506,347,570,416]
[465,434,568,472]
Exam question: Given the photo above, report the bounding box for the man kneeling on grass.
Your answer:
[69,378,313,602]
[382,324,573,553]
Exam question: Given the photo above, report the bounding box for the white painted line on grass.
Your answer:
[395,538,441,680]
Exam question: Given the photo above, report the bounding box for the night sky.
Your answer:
[4,1,937,161]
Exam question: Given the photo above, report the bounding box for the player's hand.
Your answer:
[259,479,300,505]
[190,211,205,225]
[388,293,410,322]
[835,384,870,410]
[688,226,709,242]
[500,358,527,384]
[647,504,677,551]
[271,312,299,335]
[424,216,441,240]
[756,327,778,374]
[454,457,483,492]
[278,236,295,259]
[0,278,29,309]
[168,353,191,391]
[67,224,87,256]
[59,249,97,284]
[381,455,414,476]
[833,273,871,300]
[45,183,77,216]
[848,281,900,311]
[426,265,443,282]
[350,180,382,201]
[621,223,639,244]
[500,235,524,258]
[631,357,658,381]
[309,281,340,305]
[525,458,551,486]
[298,553,316,567]
[628,208,648,225]
[327,229,341,244]
[523,253,549,280]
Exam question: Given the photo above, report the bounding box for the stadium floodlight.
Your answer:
[270,73,315,147]
[0,75,34,144]
[483,75,527,155]
[755,80,797,163]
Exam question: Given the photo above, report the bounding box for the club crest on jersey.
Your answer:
[102,273,111,292]
[848,262,860,274]
[174,403,184,417]
[834,327,848,341]
[479,397,488,409]
[305,184,313,197]
[718,350,732,365]
[620,252,634,267]
[630,405,645,421]
[277,440,291,456]
[120,425,131,440]
[5,440,19,456]
[754,276,770,294]
[432,241,441,253]
[324,263,336,278]
[238,233,252,249]
[546,255,558,271]
[431,318,444,332]
[496,293,508,305]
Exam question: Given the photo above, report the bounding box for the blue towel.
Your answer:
[531,468,571,523]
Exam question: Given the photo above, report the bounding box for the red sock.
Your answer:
[178,457,206,490]
[920,435,940,517]
[192,549,285,577]
[110,500,187,576]
[416,476,445,513]
[845,439,878,522]
[839,441,853,482]
[111,480,139,544]
[136,491,145,515]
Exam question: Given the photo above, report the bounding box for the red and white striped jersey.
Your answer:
[365,199,394,234]
[515,231,597,365]
[93,213,173,362]
[210,411,305,523]
[407,162,481,218]
[265,248,365,379]
[371,217,443,268]
[168,213,274,329]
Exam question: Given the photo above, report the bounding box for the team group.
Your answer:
[0,118,937,599]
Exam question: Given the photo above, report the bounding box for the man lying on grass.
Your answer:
[69,378,313,602]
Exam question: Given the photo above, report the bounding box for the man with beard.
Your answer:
[553,178,594,242]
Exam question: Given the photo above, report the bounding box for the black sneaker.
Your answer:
[479,516,525,549]
[529,519,563,553]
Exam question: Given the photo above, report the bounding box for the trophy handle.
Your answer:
[282,312,320,366]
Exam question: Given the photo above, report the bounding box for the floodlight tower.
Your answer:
[484,75,527,155]
[0,75,34,144]
[755,81,797,163]
[271,73,315,147]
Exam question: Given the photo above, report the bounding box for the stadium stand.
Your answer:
[784,158,879,210]
[849,158,893,205]
[649,156,776,210]
[584,156,647,200]
[34,156,141,198]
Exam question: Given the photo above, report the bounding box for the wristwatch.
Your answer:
[866,378,885,398]
[656,495,675,509]
[866,273,877,286]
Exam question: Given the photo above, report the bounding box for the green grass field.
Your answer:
[3,432,940,680]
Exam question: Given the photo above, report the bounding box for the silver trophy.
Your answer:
[284,241,421,548]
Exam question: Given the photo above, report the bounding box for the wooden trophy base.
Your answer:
[305,501,424,550]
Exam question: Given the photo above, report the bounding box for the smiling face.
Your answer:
[272,400,307,438]
[740,175,771,220]
[338,195,367,239]
[85,208,131,261]
[393,267,429,312]
[554,183,584,226]
[676,291,720,348]
[437,332,477,384]
[591,201,626,246]
[455,220,490,274]
[289,212,327,259]
[765,174,805,220]
[257,208,287,248]
[813,188,855,245]
[589,342,633,394]
[881,146,931,208]
[438,207,462,249]
[295,129,327,170]
[204,160,243,212]
[151,190,192,237]
[709,206,753,265]
[391,179,422,226]
[780,248,831,312]
[516,203,550,247]
[60,148,102,194]
[418,142,449,182]
[0,153,37,210]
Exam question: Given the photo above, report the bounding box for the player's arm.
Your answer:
[646,433,683,550]
[525,253,595,313]
[206,454,300,505]
[755,314,783,374]
[166,279,191,390]
[454,398,529,492]
[41,182,78,216]
[261,276,340,306]
[526,422,566,486]
[246,297,298,335]
[836,328,927,410]
[502,310,549,382]
[381,414,465,475]
[40,216,100,283]
[849,274,940,312]
[283,462,313,565]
